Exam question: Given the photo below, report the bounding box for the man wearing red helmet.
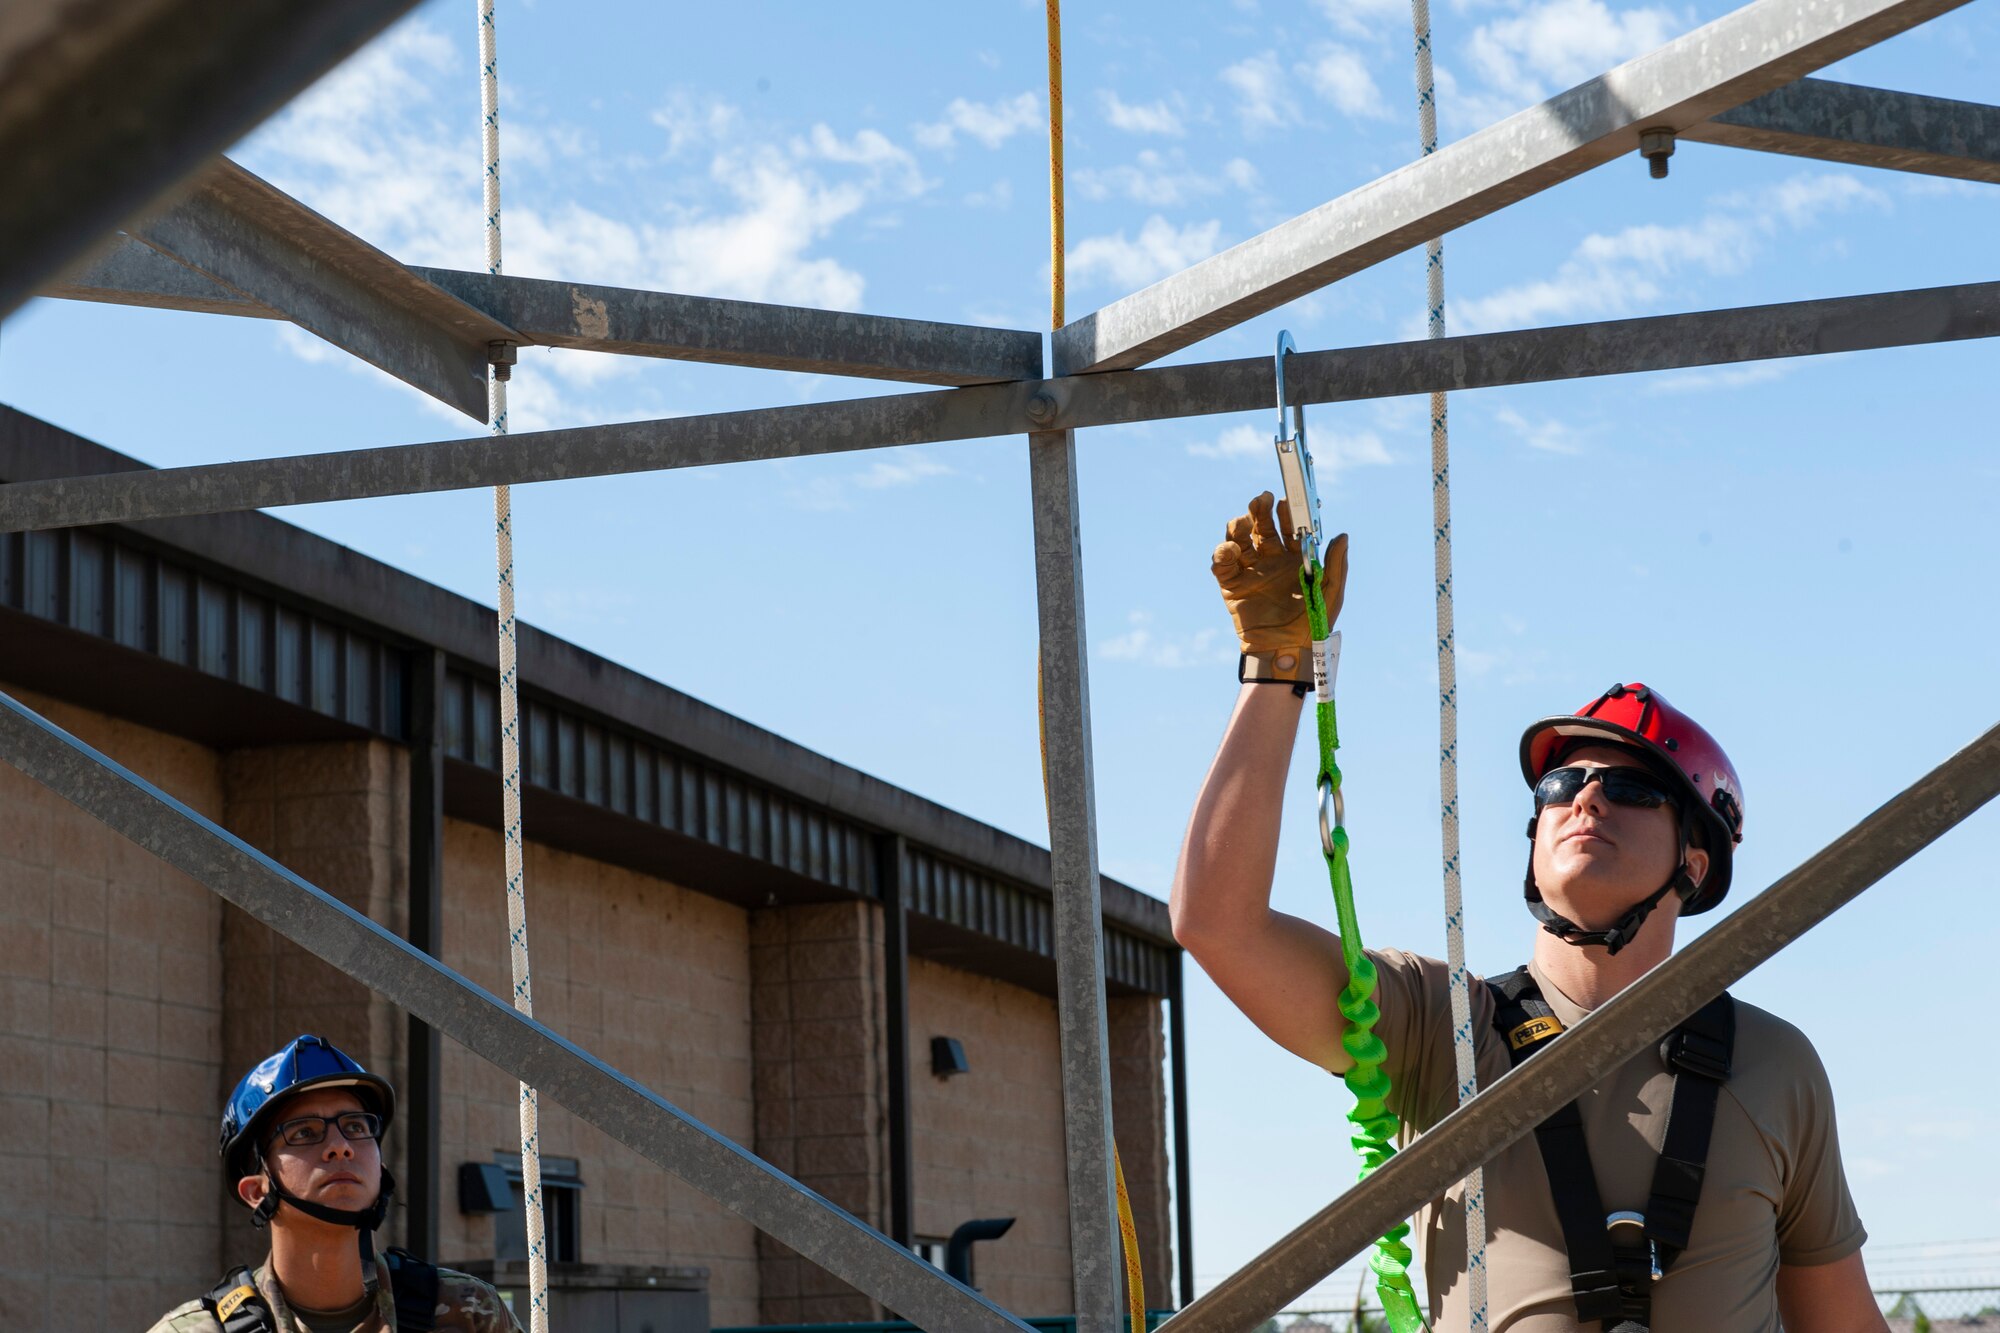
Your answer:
[147,1035,520,1333]
[1173,494,1882,1332]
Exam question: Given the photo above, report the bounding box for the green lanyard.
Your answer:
[1276,333,1426,1332]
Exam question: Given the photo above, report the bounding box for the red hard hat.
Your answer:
[1519,683,1744,914]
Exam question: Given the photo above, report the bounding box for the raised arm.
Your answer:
[1170,493,1355,1073]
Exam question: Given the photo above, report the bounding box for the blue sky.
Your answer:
[7,0,1999,1305]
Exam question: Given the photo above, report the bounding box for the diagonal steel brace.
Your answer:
[0,687,1036,1333]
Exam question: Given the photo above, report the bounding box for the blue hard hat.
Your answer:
[219,1035,396,1183]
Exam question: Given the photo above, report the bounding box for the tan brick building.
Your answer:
[0,407,1188,1331]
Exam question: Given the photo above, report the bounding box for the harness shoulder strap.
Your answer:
[1484,967,1739,1330]
[1484,968,1628,1323]
[384,1248,441,1333]
[202,1268,273,1333]
[1645,991,1735,1272]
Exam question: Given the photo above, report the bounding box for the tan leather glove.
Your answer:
[1212,491,1349,686]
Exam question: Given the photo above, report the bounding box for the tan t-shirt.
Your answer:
[1369,948,1865,1332]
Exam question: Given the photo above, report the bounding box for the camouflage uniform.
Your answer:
[145,1255,522,1333]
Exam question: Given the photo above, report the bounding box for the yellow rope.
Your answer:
[1045,0,1065,331]
[1041,8,1144,1326]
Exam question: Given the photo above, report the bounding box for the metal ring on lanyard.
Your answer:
[1317,775,1345,856]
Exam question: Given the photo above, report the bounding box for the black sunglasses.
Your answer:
[1533,765,1677,813]
[268,1111,383,1149]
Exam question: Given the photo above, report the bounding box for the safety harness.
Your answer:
[203,1247,439,1333]
[1486,967,1736,1330]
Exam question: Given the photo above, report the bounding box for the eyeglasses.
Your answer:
[1533,765,1677,813]
[268,1111,384,1149]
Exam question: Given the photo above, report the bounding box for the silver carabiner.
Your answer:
[1273,330,1323,566]
[1317,775,1345,856]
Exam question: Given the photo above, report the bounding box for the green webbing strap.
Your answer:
[1302,554,1427,1333]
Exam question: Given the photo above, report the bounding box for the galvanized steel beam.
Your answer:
[130,161,517,420]
[40,221,1042,387]
[1688,77,2000,183]
[1028,428,1121,1333]
[0,0,420,318]
[1157,719,2000,1333]
[1050,0,1973,375]
[415,268,1045,386]
[45,234,279,318]
[4,279,1996,535]
[0,686,1035,1333]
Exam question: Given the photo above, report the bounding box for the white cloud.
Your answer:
[1467,0,1686,108]
[240,23,934,319]
[1074,150,1233,207]
[794,124,928,196]
[651,90,741,158]
[1300,44,1389,119]
[1067,216,1225,290]
[1493,406,1584,454]
[1451,171,1889,332]
[1222,52,1290,132]
[1311,0,1410,37]
[1644,362,1791,396]
[1097,611,1232,669]
[853,450,953,489]
[1101,91,1185,136]
[782,449,955,511]
[915,92,1041,150]
[964,178,1014,209]
[1224,158,1262,191]
[1187,422,1394,476]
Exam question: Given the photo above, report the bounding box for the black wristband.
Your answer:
[1238,654,1311,697]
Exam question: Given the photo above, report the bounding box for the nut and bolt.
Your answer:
[1025,391,1060,427]
[1639,128,1676,180]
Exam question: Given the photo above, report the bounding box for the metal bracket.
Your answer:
[1273,330,1323,563]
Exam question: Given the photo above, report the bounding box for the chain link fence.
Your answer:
[1879,1288,2000,1329]
[1260,1288,2000,1332]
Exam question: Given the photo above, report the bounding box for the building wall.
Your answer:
[906,957,1074,1317]
[0,683,1178,1332]
[0,685,229,1332]
[749,900,892,1325]
[906,963,1176,1319]
[437,818,760,1326]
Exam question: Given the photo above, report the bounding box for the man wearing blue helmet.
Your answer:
[145,1035,521,1333]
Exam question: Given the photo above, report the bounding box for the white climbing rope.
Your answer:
[1409,0,1489,1326]
[479,4,549,1331]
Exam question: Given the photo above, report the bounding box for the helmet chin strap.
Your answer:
[249,1143,395,1233]
[1523,813,1701,957]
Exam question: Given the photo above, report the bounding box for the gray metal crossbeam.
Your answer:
[0,687,1036,1333]
[1050,0,1973,375]
[130,161,518,420]
[1688,78,2000,183]
[47,235,281,319]
[0,0,422,319]
[413,269,1045,386]
[1158,720,2000,1333]
[3,279,1996,535]
[38,162,1042,389]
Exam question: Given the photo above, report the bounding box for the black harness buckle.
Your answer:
[1662,1024,1731,1081]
